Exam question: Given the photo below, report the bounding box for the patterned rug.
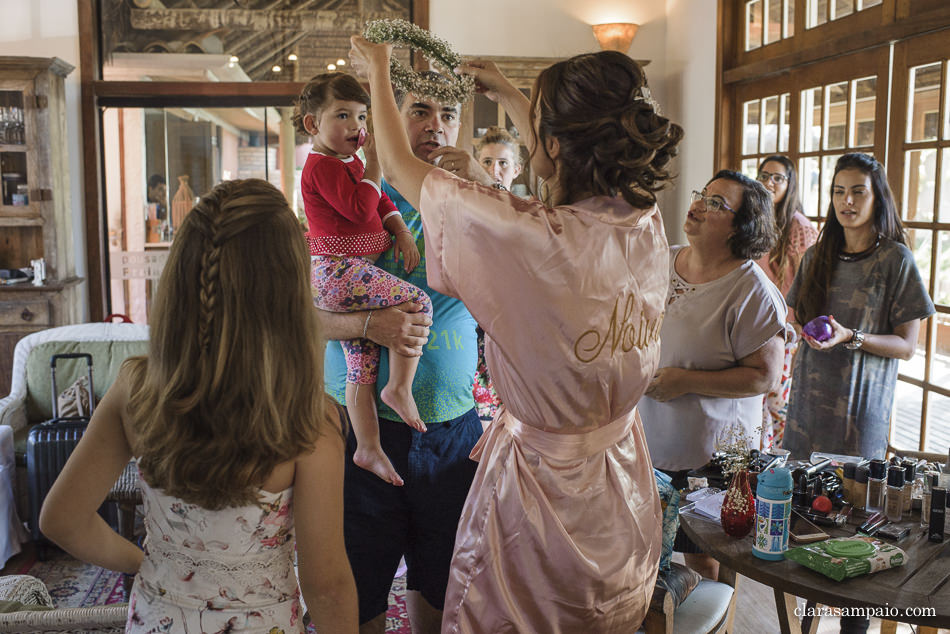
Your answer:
[16,550,412,632]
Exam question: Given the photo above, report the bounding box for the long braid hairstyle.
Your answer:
[528,51,684,208]
[127,179,329,510]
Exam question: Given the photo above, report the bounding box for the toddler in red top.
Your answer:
[295,72,432,486]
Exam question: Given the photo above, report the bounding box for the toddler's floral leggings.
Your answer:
[312,255,432,384]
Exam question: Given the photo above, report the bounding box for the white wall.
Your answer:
[662,0,718,246]
[430,0,718,246]
[0,0,86,319]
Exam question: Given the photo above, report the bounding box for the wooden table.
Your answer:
[680,509,950,633]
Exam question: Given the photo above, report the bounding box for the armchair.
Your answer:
[0,323,149,565]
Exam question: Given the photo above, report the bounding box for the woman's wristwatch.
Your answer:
[844,328,865,350]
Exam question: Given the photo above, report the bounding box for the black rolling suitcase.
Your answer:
[25,352,96,546]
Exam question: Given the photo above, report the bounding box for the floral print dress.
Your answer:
[127,462,302,634]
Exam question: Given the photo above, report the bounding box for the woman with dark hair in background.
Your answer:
[754,155,817,449]
[783,153,934,463]
[350,36,683,631]
[641,170,787,580]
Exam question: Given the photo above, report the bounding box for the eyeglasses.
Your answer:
[757,170,788,186]
[690,190,735,214]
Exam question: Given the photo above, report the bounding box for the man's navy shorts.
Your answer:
[340,406,482,624]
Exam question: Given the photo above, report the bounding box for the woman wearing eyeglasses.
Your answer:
[754,156,818,449]
[641,170,787,579]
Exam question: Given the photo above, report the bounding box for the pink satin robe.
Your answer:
[418,170,668,634]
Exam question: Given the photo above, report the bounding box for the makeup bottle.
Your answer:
[921,472,937,529]
[939,449,950,489]
[902,460,916,517]
[929,487,946,543]
[853,464,869,511]
[841,462,857,506]
[885,466,904,523]
[866,459,887,515]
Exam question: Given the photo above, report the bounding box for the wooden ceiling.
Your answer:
[102,0,413,82]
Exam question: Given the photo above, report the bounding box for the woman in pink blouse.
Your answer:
[755,155,817,449]
[350,38,683,633]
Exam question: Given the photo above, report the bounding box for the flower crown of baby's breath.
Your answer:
[363,19,475,105]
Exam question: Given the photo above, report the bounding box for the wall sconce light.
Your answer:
[592,22,640,53]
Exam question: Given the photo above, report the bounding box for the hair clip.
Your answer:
[635,86,661,115]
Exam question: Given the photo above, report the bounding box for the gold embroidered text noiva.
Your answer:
[574,294,663,363]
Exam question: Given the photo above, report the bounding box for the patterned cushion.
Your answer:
[654,468,681,573]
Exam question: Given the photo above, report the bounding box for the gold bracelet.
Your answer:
[362,312,374,339]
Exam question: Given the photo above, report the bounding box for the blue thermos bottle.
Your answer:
[752,466,794,561]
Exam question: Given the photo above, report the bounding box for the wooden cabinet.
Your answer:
[0,57,81,398]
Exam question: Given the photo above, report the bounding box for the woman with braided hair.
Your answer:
[40,179,358,632]
[350,37,683,632]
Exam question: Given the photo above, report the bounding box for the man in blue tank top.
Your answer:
[318,74,495,634]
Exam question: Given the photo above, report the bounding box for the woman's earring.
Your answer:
[538,177,551,205]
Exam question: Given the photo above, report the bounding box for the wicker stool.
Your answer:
[105,461,140,596]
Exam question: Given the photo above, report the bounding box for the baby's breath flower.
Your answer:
[364,19,475,105]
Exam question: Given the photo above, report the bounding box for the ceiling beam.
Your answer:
[129,8,390,32]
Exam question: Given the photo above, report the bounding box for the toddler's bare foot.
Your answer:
[380,385,427,432]
[353,446,404,486]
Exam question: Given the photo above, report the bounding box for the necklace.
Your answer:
[838,234,881,262]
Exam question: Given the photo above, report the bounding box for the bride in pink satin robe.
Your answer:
[350,38,684,633]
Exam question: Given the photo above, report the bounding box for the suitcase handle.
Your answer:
[49,353,93,367]
[50,353,95,419]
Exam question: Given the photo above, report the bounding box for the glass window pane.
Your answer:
[0,92,26,146]
[905,228,933,333]
[746,0,763,51]
[808,0,829,28]
[851,76,876,147]
[105,106,280,323]
[825,82,848,150]
[799,156,821,216]
[765,0,783,44]
[762,96,779,153]
[786,0,796,37]
[858,0,882,8]
[800,87,822,152]
[937,232,950,306]
[821,154,842,218]
[941,149,950,223]
[925,390,950,455]
[742,158,759,180]
[832,0,854,19]
[903,150,937,223]
[945,63,950,141]
[908,62,941,143]
[743,100,761,155]
[893,382,923,452]
[779,93,791,152]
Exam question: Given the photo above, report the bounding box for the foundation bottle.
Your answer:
[841,462,857,506]
[902,460,916,516]
[921,472,937,529]
[885,466,904,523]
[866,459,887,515]
[853,465,869,511]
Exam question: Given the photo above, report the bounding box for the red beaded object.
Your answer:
[721,470,756,538]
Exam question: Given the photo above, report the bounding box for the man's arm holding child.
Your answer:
[317,304,431,357]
